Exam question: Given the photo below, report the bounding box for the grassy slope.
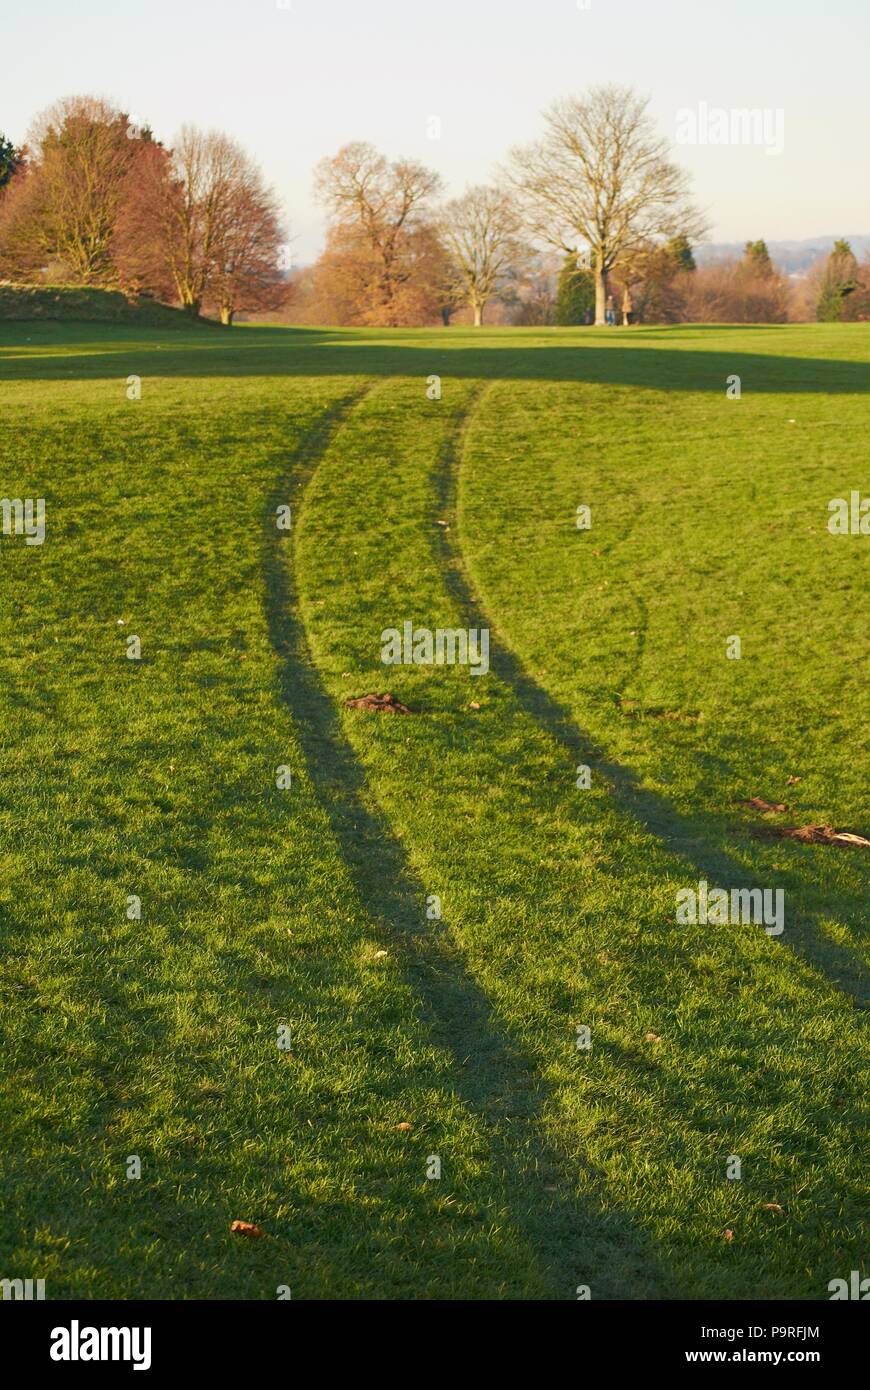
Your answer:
[0,285,214,328]
[0,321,866,1299]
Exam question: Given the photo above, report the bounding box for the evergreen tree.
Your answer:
[666,233,695,272]
[0,132,20,190]
[555,251,595,325]
[743,239,774,276]
[816,239,859,321]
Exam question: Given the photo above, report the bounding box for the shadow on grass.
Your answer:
[436,389,869,1010]
[261,387,679,1300]
[1,322,869,394]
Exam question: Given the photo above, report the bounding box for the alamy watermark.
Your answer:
[1,1276,45,1300]
[50,1322,151,1370]
[1,497,45,545]
[828,1271,869,1299]
[675,103,785,156]
[676,880,784,935]
[381,622,490,676]
[828,492,869,535]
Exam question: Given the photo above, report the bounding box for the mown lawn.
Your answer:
[0,319,866,1299]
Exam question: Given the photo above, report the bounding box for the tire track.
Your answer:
[434,383,869,1010]
[264,378,678,1299]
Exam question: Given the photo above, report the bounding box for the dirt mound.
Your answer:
[344,692,413,714]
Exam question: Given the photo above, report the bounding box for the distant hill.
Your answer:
[696,237,870,276]
[0,284,219,327]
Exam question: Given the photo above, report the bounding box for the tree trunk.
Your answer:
[473,301,483,327]
[594,255,607,326]
[220,305,234,326]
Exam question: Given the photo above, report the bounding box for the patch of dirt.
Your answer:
[344,692,414,715]
[752,823,870,847]
[738,797,788,814]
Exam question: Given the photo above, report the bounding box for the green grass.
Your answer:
[0,284,215,328]
[0,320,867,1299]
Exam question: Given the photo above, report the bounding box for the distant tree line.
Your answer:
[1,88,867,327]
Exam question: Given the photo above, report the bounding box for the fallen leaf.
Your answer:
[762,1203,784,1212]
[786,775,802,785]
[469,701,481,710]
[230,1221,263,1238]
[644,1032,662,1043]
[344,692,413,714]
[754,823,870,847]
[373,949,388,959]
[723,1228,734,1242]
[739,797,788,814]
[395,1121,412,1131]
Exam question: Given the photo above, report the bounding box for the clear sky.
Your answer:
[3,0,868,262]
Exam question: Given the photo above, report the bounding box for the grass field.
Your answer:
[0,319,867,1300]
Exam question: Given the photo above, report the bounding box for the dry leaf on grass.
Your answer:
[762,1203,784,1213]
[739,797,787,814]
[230,1221,263,1238]
[786,775,802,785]
[644,1032,662,1043]
[753,823,870,847]
[344,692,413,715]
[723,1228,734,1242]
[395,1121,412,1131]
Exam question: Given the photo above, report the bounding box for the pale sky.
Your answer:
[3,0,868,262]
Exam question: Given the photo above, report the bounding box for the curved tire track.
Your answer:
[265,378,678,1300]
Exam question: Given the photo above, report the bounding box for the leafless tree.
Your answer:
[438,185,530,326]
[205,163,287,324]
[313,142,442,325]
[116,126,285,319]
[164,127,248,315]
[0,96,134,284]
[508,85,705,325]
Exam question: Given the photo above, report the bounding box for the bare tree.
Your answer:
[111,139,175,300]
[313,142,442,325]
[164,127,245,315]
[682,259,791,323]
[115,126,285,319]
[438,185,530,326]
[0,96,134,284]
[508,85,705,325]
[205,164,287,324]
